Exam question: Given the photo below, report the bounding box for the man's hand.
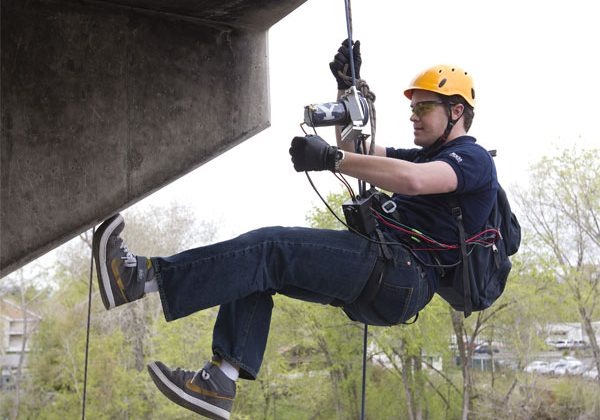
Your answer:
[329,39,362,90]
[289,135,337,172]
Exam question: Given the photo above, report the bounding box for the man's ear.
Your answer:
[452,103,465,120]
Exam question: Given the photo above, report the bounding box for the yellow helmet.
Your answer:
[404,65,475,108]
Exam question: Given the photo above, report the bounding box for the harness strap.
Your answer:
[374,227,392,260]
[452,205,472,317]
[356,228,393,306]
[355,256,386,306]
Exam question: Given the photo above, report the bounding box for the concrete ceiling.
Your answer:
[1,0,307,278]
[88,0,304,30]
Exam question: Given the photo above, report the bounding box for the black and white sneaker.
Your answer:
[92,214,146,310]
[148,360,236,420]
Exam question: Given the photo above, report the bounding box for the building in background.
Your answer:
[0,298,41,391]
[545,322,600,350]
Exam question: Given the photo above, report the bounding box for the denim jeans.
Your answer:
[152,226,434,380]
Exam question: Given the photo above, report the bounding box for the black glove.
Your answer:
[329,39,362,90]
[289,135,337,172]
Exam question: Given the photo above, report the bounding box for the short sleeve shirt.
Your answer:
[385,136,498,266]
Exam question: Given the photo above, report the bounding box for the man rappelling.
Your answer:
[93,38,505,419]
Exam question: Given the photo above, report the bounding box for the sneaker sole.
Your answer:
[92,214,123,310]
[147,362,231,420]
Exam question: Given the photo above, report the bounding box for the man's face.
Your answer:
[409,90,448,147]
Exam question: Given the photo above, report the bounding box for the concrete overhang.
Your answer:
[90,0,306,30]
[1,0,307,277]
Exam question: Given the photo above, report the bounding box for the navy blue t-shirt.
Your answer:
[384,136,498,269]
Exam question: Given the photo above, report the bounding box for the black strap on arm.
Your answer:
[450,200,472,318]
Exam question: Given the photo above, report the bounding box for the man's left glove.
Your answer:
[289,135,337,172]
[329,39,362,90]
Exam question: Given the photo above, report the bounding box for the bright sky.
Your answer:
[11,0,600,275]
[140,0,599,240]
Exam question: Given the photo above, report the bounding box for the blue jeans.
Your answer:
[152,226,434,380]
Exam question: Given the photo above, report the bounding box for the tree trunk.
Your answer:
[579,307,600,383]
[414,352,424,420]
[316,335,344,418]
[451,310,470,420]
[399,340,416,420]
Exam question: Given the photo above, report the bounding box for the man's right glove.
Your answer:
[289,135,337,172]
[329,38,362,90]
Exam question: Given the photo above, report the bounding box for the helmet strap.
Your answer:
[442,102,464,140]
[423,103,464,157]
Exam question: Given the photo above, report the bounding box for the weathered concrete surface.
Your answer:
[0,0,306,277]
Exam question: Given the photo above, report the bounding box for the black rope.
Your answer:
[82,226,95,420]
[344,0,356,84]
[342,1,369,418]
[361,323,368,419]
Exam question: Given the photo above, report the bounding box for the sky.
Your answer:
[139,0,600,240]
[9,0,600,274]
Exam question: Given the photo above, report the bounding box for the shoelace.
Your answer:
[167,365,214,385]
[119,240,137,268]
[160,366,196,385]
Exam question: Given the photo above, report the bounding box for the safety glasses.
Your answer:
[410,100,445,118]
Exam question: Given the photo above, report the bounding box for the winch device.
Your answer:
[303,85,378,237]
[304,86,369,145]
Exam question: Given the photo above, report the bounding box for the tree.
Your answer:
[371,296,458,420]
[18,203,218,418]
[513,147,600,380]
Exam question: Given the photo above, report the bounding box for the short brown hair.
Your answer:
[445,94,474,132]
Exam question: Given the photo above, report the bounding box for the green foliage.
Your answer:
[305,191,349,230]
[8,204,218,419]
[7,146,600,419]
[489,257,564,364]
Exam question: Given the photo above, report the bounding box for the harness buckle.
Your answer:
[381,200,397,214]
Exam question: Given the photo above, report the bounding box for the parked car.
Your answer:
[551,361,569,375]
[571,340,588,349]
[551,340,576,350]
[550,358,583,376]
[583,367,598,380]
[546,339,588,350]
[524,360,551,374]
[474,344,500,355]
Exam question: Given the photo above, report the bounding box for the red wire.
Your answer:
[373,212,457,249]
[373,211,501,251]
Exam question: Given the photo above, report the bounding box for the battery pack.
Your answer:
[343,195,376,235]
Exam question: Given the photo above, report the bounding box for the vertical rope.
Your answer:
[343,2,368,418]
[82,226,95,420]
[344,0,356,85]
[361,323,368,420]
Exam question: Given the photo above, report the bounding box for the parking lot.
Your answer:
[471,349,598,379]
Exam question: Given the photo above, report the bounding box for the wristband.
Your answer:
[334,149,345,172]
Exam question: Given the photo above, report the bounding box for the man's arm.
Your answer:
[331,88,453,195]
[289,134,457,195]
[338,152,458,196]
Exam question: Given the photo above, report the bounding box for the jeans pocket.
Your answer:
[370,282,415,325]
[341,256,431,327]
